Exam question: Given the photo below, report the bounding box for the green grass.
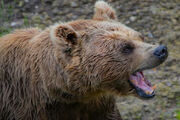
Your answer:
[177,110,180,120]
[0,27,12,37]
[176,98,180,120]
[0,0,31,37]
[0,0,5,20]
[0,0,24,37]
[0,0,12,36]
[23,15,30,27]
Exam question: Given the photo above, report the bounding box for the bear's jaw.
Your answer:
[129,72,156,99]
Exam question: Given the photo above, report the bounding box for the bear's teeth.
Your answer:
[153,68,157,72]
[145,85,156,95]
[145,91,153,95]
[151,85,157,90]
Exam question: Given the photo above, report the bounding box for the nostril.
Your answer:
[162,46,167,53]
[153,45,168,60]
[162,48,165,53]
[160,47,167,55]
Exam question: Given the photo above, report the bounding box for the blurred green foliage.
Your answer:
[177,111,180,120]
[0,0,12,36]
[177,101,180,120]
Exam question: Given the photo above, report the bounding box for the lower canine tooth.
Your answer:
[151,85,157,90]
[146,91,153,95]
[153,68,157,72]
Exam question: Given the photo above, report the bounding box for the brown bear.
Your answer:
[0,1,168,120]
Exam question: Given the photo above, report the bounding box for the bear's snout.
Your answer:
[153,45,168,62]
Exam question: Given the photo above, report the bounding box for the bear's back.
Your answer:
[0,28,41,51]
[0,28,43,119]
[0,28,41,81]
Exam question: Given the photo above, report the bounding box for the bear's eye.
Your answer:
[121,44,134,54]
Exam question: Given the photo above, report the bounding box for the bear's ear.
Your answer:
[93,1,117,21]
[50,24,79,46]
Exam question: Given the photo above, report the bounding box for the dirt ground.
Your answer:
[0,0,180,120]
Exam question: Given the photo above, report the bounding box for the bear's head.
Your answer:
[50,1,168,102]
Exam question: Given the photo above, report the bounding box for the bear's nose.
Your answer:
[153,45,168,61]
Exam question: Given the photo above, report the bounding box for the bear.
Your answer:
[0,1,168,120]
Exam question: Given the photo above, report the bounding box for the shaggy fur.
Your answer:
[0,1,159,120]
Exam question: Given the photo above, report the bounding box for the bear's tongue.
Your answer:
[130,72,156,96]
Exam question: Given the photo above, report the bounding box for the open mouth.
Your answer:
[129,71,156,99]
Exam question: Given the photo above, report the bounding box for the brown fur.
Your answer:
[0,1,160,120]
